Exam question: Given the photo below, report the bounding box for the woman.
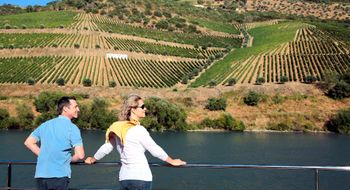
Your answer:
[85,94,186,190]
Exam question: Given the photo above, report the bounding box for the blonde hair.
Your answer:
[119,94,142,121]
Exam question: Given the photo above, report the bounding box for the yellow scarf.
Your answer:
[105,120,139,145]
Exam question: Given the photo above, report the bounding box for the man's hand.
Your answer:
[85,157,97,164]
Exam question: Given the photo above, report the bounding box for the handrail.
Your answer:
[1,160,350,190]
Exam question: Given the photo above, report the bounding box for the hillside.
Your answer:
[0,0,349,132]
[246,0,350,20]
[0,3,348,88]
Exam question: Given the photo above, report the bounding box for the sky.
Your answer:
[0,0,54,7]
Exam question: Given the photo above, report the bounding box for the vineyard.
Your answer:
[191,21,350,87]
[0,55,206,88]
[0,8,349,88]
[218,27,350,85]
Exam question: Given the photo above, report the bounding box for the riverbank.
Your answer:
[0,83,349,132]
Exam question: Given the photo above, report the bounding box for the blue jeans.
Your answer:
[120,180,152,190]
[36,177,69,190]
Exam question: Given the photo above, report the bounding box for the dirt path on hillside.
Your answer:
[0,48,200,62]
[0,28,222,50]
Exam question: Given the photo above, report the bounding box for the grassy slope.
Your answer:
[0,11,77,28]
[189,18,240,34]
[190,21,307,87]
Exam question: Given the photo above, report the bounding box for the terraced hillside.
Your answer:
[246,0,350,20]
[0,10,241,88]
[0,0,349,88]
[191,21,350,87]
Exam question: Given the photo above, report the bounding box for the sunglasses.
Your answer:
[137,104,146,109]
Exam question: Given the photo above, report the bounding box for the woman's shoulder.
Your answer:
[130,125,148,134]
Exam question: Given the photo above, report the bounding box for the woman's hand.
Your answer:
[85,156,97,164]
[166,157,186,166]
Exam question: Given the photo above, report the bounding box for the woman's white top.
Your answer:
[94,125,168,181]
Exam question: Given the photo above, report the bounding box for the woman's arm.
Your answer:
[139,128,186,166]
[85,134,116,164]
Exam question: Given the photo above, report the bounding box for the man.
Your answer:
[24,96,85,190]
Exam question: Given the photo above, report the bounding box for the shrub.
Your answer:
[109,81,117,87]
[4,24,11,29]
[83,78,92,87]
[272,94,285,104]
[16,104,34,129]
[326,109,350,134]
[280,76,288,84]
[88,99,116,130]
[208,80,217,87]
[341,69,350,84]
[268,122,291,131]
[0,108,10,129]
[34,91,64,113]
[142,97,188,131]
[34,112,56,126]
[155,20,169,30]
[56,78,65,86]
[256,77,265,85]
[227,78,236,86]
[153,10,162,17]
[205,98,227,111]
[326,81,350,99]
[73,104,91,129]
[319,70,340,90]
[181,76,188,84]
[244,91,261,106]
[304,75,317,84]
[27,78,35,85]
[200,113,245,131]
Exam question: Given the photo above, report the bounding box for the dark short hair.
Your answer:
[57,96,76,115]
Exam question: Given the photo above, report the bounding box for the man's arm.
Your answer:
[71,145,85,162]
[24,136,40,156]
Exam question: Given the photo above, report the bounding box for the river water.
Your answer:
[1,130,350,190]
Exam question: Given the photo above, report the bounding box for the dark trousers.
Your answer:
[120,180,152,190]
[36,177,69,190]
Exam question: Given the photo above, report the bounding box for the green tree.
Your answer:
[326,109,350,134]
[109,81,117,87]
[205,98,227,111]
[0,108,10,129]
[83,78,92,87]
[244,91,261,106]
[227,78,236,86]
[16,104,34,129]
[155,20,169,30]
[256,77,265,85]
[142,97,188,131]
[34,91,64,113]
[208,80,217,87]
[56,78,65,86]
[89,99,116,130]
[280,76,288,84]
[326,81,350,99]
[27,78,35,85]
[304,75,317,84]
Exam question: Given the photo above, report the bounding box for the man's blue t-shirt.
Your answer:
[31,115,83,178]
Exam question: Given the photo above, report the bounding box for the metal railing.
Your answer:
[1,160,350,190]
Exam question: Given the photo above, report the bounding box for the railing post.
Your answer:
[7,163,12,189]
[315,169,319,190]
